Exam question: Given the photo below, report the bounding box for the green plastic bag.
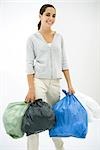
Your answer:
[3,102,29,139]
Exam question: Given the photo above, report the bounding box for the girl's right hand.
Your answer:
[25,88,36,103]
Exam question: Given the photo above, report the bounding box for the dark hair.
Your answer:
[38,4,55,30]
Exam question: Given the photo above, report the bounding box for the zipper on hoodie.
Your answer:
[50,47,53,79]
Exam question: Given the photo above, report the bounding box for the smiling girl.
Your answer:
[25,4,75,150]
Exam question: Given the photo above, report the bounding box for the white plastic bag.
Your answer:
[74,91,100,122]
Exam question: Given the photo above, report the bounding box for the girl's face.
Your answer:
[40,7,56,28]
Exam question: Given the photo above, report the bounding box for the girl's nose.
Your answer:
[49,16,53,20]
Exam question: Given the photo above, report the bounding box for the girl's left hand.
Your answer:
[68,86,75,94]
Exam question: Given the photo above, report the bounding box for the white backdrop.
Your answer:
[0,0,100,150]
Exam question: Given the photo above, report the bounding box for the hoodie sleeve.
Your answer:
[61,35,69,70]
[26,37,36,74]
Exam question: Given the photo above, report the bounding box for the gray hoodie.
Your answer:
[26,31,69,79]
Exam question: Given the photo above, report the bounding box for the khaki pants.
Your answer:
[27,78,64,150]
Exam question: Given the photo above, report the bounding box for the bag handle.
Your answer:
[62,89,72,96]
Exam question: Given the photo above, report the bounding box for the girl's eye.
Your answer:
[53,15,56,18]
[46,14,50,16]
[45,13,56,18]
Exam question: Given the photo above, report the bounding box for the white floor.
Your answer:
[0,121,100,150]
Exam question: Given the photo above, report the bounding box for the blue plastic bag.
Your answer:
[49,90,88,138]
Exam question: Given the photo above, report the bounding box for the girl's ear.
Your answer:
[39,14,42,20]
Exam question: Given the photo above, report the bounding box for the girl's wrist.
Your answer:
[67,82,72,88]
[29,86,34,90]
